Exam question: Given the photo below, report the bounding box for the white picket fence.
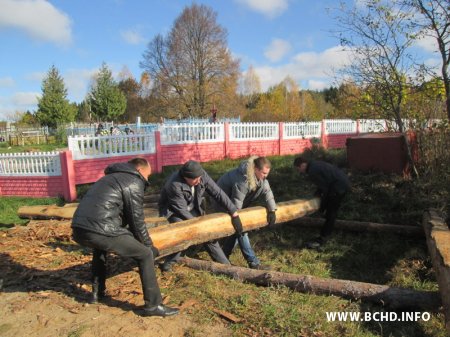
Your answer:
[359,119,387,133]
[159,123,224,145]
[0,152,61,176]
[229,122,279,141]
[323,119,358,134]
[68,133,156,160]
[283,122,322,139]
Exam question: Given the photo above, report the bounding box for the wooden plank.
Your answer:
[422,209,450,334]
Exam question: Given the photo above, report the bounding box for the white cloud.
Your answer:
[120,28,146,45]
[415,34,438,53]
[25,71,46,82]
[264,38,291,62]
[11,91,40,106]
[307,80,328,91]
[0,0,72,46]
[253,46,354,91]
[64,68,99,101]
[0,77,15,88]
[235,0,288,17]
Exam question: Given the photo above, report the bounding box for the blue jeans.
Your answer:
[222,232,260,266]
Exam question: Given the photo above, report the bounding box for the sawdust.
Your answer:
[0,220,231,337]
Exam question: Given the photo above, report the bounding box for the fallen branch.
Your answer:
[180,257,441,311]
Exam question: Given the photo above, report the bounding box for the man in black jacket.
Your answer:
[72,158,178,317]
[293,156,351,249]
[158,160,244,272]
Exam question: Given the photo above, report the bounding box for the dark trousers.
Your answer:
[320,193,345,238]
[72,228,162,306]
[162,213,230,267]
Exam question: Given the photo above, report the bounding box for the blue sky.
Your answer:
[0,0,440,120]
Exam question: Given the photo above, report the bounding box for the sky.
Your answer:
[0,0,441,120]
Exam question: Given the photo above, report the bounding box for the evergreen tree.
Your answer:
[88,63,126,121]
[36,65,76,128]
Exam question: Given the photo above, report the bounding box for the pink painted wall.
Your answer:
[74,154,157,185]
[280,138,313,155]
[326,134,357,149]
[161,142,224,166]
[227,140,279,159]
[0,176,64,198]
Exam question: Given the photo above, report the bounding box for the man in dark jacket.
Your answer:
[214,156,277,269]
[72,158,178,317]
[293,156,351,249]
[158,160,244,272]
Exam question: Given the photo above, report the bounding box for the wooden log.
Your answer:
[422,209,450,334]
[150,198,320,257]
[288,217,424,237]
[180,257,441,311]
[18,204,167,225]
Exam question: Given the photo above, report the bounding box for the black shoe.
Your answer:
[139,304,180,317]
[90,283,106,304]
[249,263,270,270]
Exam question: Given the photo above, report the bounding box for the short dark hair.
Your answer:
[128,157,149,168]
[293,156,308,167]
[254,157,271,170]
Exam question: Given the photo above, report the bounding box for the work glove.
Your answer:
[267,211,276,226]
[231,215,244,236]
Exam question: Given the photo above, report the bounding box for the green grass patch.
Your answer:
[0,196,63,228]
[0,142,67,153]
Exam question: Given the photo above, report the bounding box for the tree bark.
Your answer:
[150,198,320,257]
[180,257,441,311]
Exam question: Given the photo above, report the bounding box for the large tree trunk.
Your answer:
[180,257,441,311]
[150,198,320,257]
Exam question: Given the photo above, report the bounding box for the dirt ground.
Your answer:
[0,220,232,337]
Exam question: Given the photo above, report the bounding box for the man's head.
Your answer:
[293,156,308,173]
[129,157,151,181]
[254,157,271,181]
[180,160,203,186]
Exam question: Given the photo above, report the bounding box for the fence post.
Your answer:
[155,130,163,173]
[224,122,230,158]
[356,119,361,135]
[278,122,284,155]
[59,151,77,201]
[321,120,328,148]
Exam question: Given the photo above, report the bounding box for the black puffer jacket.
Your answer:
[72,162,152,246]
[158,169,237,220]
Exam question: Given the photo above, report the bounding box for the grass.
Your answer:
[0,196,63,228]
[0,142,67,153]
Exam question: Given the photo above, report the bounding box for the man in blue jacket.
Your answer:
[294,156,351,249]
[158,160,244,272]
[72,158,178,317]
[214,156,277,269]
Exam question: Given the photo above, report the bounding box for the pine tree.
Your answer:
[88,63,126,121]
[36,65,76,128]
